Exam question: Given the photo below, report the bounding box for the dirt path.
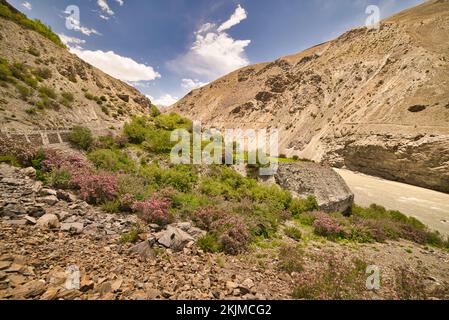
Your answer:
[335,169,449,235]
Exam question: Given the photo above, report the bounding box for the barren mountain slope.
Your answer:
[0,1,153,133]
[171,0,449,193]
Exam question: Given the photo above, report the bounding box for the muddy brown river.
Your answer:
[335,169,449,236]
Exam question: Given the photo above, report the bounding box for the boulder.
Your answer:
[60,222,84,234]
[40,195,59,205]
[274,162,354,214]
[129,240,155,260]
[156,226,194,251]
[21,167,36,178]
[36,214,60,230]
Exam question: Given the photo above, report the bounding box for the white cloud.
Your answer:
[169,5,251,79]
[217,5,247,32]
[148,94,179,107]
[181,78,208,90]
[97,0,114,16]
[22,2,32,10]
[99,15,110,21]
[69,47,161,82]
[116,0,124,6]
[65,15,101,36]
[58,34,86,48]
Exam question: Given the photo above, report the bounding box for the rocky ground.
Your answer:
[1,163,449,300]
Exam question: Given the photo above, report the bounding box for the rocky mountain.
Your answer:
[170,0,449,193]
[0,0,153,134]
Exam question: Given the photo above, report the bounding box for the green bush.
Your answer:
[44,169,72,189]
[33,67,52,79]
[154,113,192,131]
[60,92,74,107]
[0,155,19,167]
[27,47,40,57]
[285,227,302,241]
[0,3,65,47]
[119,225,143,244]
[38,85,57,99]
[278,246,304,273]
[289,196,320,216]
[103,200,121,214]
[15,84,32,101]
[197,234,221,253]
[0,58,12,81]
[69,126,93,151]
[88,149,136,173]
[84,92,95,100]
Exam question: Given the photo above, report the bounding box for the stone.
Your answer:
[60,222,84,234]
[40,189,58,196]
[129,241,155,260]
[274,163,354,214]
[1,178,22,186]
[242,278,255,289]
[2,203,26,217]
[111,279,123,292]
[226,281,238,290]
[57,191,77,203]
[36,214,60,230]
[21,167,36,178]
[24,215,37,225]
[11,280,46,299]
[4,219,27,226]
[157,226,195,252]
[40,286,61,300]
[0,261,12,270]
[40,195,59,206]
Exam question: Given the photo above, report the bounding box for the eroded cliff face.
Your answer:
[0,15,153,133]
[170,0,449,193]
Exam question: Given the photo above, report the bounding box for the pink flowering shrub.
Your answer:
[193,206,222,231]
[41,149,91,177]
[132,194,172,226]
[216,216,252,255]
[72,173,118,205]
[0,136,38,166]
[312,212,347,239]
[194,207,251,255]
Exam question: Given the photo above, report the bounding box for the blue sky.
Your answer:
[10,0,424,106]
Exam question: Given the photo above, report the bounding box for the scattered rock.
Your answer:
[157,226,195,252]
[40,195,59,206]
[36,214,60,230]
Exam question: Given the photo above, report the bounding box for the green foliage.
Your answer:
[278,246,304,273]
[103,200,121,214]
[119,225,143,244]
[0,155,19,167]
[27,47,40,57]
[69,126,93,151]
[38,85,57,99]
[289,196,320,217]
[197,234,221,253]
[0,3,65,47]
[171,192,210,218]
[154,113,192,131]
[88,149,136,173]
[25,107,38,115]
[15,84,32,101]
[150,105,161,117]
[84,92,95,100]
[60,92,74,107]
[32,67,52,80]
[139,163,198,193]
[44,169,72,189]
[0,58,12,81]
[285,227,302,241]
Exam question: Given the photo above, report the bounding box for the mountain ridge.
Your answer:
[170,0,449,193]
[0,0,154,134]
